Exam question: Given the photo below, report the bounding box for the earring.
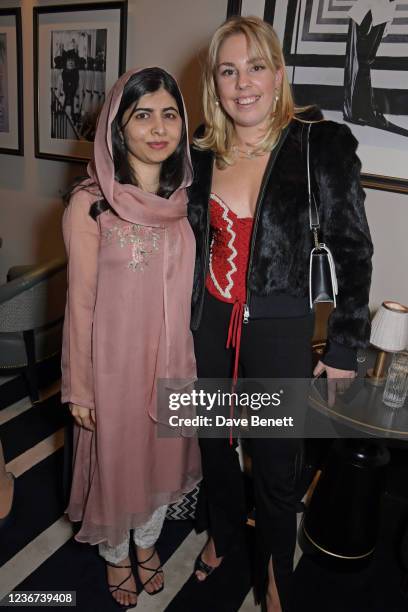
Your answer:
[215,99,220,107]
[273,94,279,113]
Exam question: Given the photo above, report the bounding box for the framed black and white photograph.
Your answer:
[0,8,23,156]
[227,1,408,194]
[34,2,127,163]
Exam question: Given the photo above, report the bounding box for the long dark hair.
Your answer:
[112,67,188,198]
[64,68,189,215]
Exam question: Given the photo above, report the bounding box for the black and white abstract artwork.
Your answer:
[273,1,408,136]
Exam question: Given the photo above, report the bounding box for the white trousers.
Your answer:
[98,505,167,564]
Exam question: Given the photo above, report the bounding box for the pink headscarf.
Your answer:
[87,67,193,222]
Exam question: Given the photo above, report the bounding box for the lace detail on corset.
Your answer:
[208,194,237,299]
[103,223,160,271]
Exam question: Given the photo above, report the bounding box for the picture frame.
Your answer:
[227,1,408,194]
[0,8,23,156]
[227,0,243,16]
[33,1,128,163]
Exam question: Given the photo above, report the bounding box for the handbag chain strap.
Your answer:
[306,123,320,248]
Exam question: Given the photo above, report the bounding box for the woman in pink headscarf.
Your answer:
[61,67,201,609]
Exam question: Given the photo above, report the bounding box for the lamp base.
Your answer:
[365,368,386,387]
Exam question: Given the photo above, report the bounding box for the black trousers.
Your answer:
[194,292,314,611]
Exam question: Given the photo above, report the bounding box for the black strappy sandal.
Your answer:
[136,549,164,596]
[106,560,138,609]
[194,553,217,582]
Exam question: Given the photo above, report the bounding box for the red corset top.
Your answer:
[206,194,253,304]
[206,194,254,386]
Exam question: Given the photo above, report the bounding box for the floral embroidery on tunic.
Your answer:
[103,223,160,271]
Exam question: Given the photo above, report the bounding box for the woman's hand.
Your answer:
[69,403,96,431]
[313,360,356,407]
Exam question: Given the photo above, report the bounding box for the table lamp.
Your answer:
[366,301,408,386]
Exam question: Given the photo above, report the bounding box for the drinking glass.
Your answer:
[382,351,408,409]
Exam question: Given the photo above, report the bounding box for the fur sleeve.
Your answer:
[312,122,373,355]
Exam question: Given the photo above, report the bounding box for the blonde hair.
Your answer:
[195,16,309,168]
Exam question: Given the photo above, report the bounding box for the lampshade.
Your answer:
[370,301,408,352]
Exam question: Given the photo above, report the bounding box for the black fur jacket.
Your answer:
[187,113,373,370]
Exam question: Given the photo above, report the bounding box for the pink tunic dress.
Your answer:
[61,189,201,548]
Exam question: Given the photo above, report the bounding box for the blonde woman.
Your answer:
[188,16,372,612]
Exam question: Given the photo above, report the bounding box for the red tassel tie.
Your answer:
[226,301,244,445]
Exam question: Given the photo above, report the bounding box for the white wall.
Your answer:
[365,189,408,310]
[0,0,227,281]
[0,0,407,312]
